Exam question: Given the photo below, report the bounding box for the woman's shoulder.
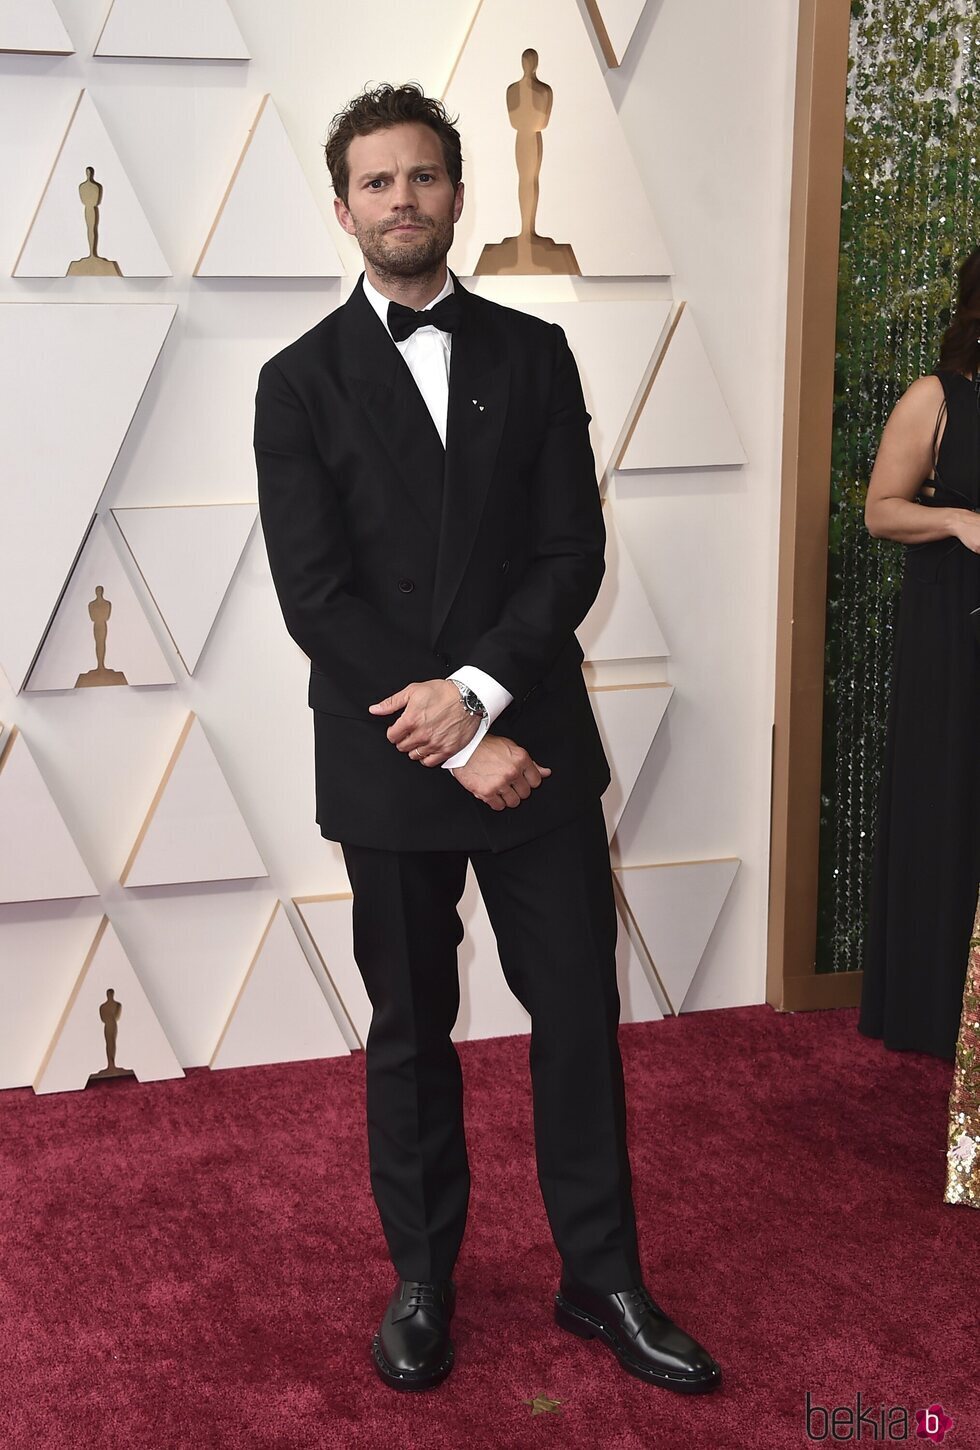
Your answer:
[892,373,946,420]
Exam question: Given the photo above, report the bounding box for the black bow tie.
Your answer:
[387,293,461,343]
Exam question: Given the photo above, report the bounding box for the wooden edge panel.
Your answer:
[767,0,852,1008]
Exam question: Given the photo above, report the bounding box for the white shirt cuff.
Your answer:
[441,666,513,770]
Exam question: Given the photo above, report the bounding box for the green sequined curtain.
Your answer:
[817,0,980,971]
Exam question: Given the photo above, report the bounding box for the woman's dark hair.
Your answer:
[938,244,980,375]
[324,83,462,206]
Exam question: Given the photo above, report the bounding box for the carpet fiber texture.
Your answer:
[0,1004,974,1449]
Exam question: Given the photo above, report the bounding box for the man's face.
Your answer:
[334,121,464,279]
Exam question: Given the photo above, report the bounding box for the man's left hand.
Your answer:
[368,679,479,766]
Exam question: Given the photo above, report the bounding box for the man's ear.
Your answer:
[334,195,355,236]
[453,181,464,224]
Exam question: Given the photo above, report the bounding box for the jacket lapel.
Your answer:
[429,276,509,644]
[337,278,446,533]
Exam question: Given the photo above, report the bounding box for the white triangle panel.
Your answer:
[589,682,672,840]
[619,305,746,470]
[210,903,349,1069]
[579,499,669,661]
[34,916,184,1094]
[0,304,176,692]
[196,95,343,278]
[15,90,171,277]
[584,0,647,67]
[26,517,174,690]
[0,0,73,52]
[295,893,370,1044]
[95,0,249,59]
[112,504,256,673]
[615,859,739,1013]
[444,0,671,276]
[0,726,97,903]
[295,869,657,1043]
[468,295,670,482]
[121,713,267,887]
[458,864,660,1038]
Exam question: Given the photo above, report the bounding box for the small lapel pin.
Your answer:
[472,398,485,412]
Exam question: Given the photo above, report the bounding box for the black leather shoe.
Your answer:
[371,1279,456,1391]
[554,1277,722,1394]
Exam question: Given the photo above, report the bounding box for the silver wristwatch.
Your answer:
[449,678,488,721]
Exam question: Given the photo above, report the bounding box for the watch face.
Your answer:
[452,680,487,716]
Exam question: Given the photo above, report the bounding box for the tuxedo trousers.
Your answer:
[340,799,644,1295]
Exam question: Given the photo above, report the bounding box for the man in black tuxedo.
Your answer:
[254,83,720,1397]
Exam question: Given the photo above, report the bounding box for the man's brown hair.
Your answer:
[324,82,463,205]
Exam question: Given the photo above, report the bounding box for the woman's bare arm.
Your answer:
[864,375,980,550]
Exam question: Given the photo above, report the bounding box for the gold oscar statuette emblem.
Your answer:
[75,584,128,687]
[475,49,580,276]
[67,166,122,277]
[87,989,136,1084]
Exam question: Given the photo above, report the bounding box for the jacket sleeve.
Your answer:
[463,324,605,701]
[254,358,447,709]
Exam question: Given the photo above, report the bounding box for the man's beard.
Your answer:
[355,213,453,282]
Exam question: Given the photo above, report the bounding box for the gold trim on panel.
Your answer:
[292,894,362,1047]
[118,711,194,885]
[32,914,110,1090]
[616,855,741,872]
[768,0,852,1007]
[611,873,675,1013]
[582,0,620,69]
[0,723,18,775]
[586,680,671,693]
[208,899,278,1065]
[12,89,85,277]
[194,93,269,276]
[614,302,683,468]
[442,0,485,95]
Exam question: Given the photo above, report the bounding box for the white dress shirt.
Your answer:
[361,270,513,769]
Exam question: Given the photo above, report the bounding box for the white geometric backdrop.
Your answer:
[0,0,798,1091]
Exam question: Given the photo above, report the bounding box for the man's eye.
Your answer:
[367,179,386,189]
[415,173,433,183]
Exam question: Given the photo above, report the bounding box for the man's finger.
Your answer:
[369,689,409,715]
[388,722,418,747]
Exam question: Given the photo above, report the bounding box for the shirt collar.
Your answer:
[361,268,454,340]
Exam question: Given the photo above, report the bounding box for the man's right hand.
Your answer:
[450,733,551,810]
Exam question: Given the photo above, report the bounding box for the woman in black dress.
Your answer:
[859,245,980,1062]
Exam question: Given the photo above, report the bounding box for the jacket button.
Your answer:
[397,578,415,593]
[501,559,510,573]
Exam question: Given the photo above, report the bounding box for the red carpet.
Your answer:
[0,1004,975,1449]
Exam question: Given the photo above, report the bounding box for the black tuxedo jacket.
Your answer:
[253,271,610,852]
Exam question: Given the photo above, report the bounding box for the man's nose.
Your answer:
[389,177,416,209]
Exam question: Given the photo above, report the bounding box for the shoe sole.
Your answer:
[554,1293,722,1395]
[371,1331,455,1392]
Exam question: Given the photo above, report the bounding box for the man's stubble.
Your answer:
[353,210,455,288]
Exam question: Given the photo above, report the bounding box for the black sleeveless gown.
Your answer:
[859,369,980,1060]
